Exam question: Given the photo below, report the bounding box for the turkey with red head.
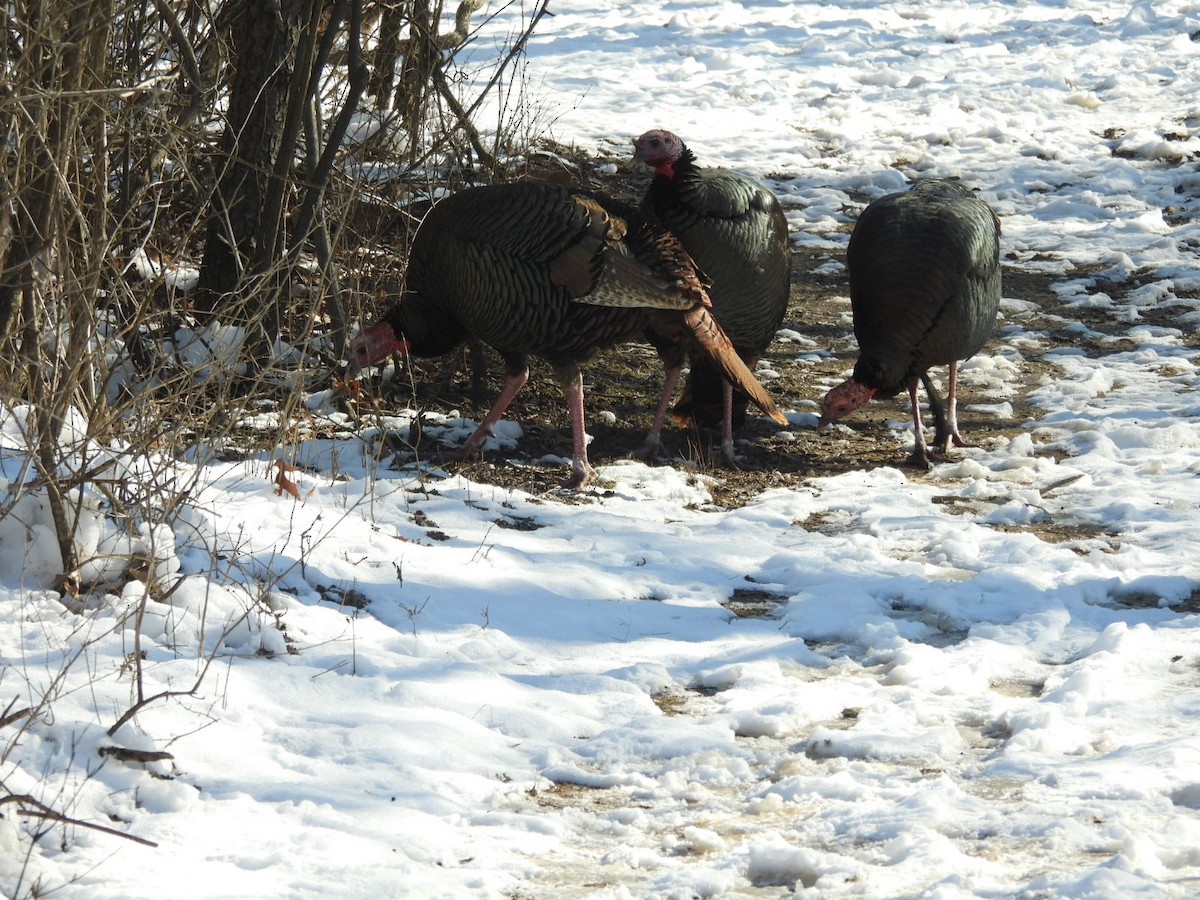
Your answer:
[819,179,1002,468]
[348,180,786,489]
[632,129,792,463]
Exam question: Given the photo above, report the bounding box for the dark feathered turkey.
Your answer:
[347,180,786,489]
[632,129,792,462]
[819,179,1002,468]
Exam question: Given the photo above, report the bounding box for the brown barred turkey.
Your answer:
[348,180,785,489]
[633,129,792,463]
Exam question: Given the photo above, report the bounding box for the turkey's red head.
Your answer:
[818,379,876,429]
[633,129,684,178]
[347,321,409,376]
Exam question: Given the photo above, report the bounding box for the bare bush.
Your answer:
[0,0,552,888]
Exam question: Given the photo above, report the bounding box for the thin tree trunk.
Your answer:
[194,0,306,334]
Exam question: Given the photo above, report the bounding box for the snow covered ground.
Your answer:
[4,1,1200,897]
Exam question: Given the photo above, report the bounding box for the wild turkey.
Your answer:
[632,129,792,463]
[819,179,1002,468]
[347,180,786,489]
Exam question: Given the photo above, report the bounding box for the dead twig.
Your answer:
[0,702,34,729]
[98,746,176,764]
[1041,473,1085,496]
[0,794,159,848]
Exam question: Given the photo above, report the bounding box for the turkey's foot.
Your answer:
[934,434,972,453]
[718,454,744,472]
[905,447,939,470]
[633,439,668,462]
[558,461,597,490]
[433,444,484,467]
[718,438,742,471]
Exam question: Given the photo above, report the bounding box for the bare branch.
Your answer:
[0,795,159,848]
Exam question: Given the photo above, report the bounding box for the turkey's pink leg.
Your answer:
[905,380,933,469]
[638,365,682,459]
[442,367,528,461]
[559,368,597,489]
[943,362,970,450]
[719,380,737,466]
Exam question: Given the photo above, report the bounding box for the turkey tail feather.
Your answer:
[574,252,690,308]
[683,305,786,425]
[567,208,710,310]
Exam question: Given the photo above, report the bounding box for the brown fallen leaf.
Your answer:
[273,458,302,500]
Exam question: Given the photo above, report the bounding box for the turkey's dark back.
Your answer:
[642,154,791,427]
[847,179,1001,397]
[387,181,683,369]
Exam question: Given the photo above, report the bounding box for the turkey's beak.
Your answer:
[629,145,650,171]
[817,381,876,430]
[346,322,407,378]
[344,336,372,378]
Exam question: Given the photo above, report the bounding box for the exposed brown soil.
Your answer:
[349,147,1198,545]
[360,243,1053,502]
